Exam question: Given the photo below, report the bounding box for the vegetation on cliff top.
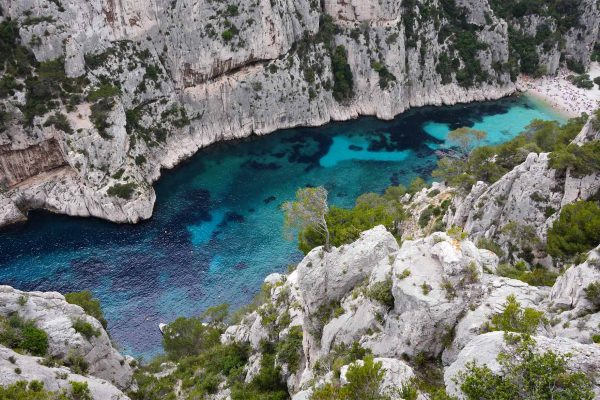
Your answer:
[457,335,594,400]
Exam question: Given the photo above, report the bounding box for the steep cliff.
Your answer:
[0,0,597,227]
[145,226,600,399]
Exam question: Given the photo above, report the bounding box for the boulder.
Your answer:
[0,286,133,389]
[445,331,600,398]
[363,232,493,358]
[443,275,546,364]
[0,345,129,399]
[296,225,399,317]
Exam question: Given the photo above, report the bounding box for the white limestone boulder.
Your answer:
[296,225,399,317]
[443,275,547,365]
[0,345,129,399]
[445,331,600,398]
[0,286,133,389]
[362,232,493,358]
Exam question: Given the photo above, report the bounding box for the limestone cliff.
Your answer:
[0,0,597,227]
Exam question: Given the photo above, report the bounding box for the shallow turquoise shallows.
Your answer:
[0,96,564,358]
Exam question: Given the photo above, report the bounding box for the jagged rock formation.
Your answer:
[447,118,600,263]
[0,0,598,227]
[0,346,129,399]
[217,225,600,398]
[444,331,600,398]
[0,286,134,389]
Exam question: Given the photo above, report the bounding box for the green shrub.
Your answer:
[65,291,108,329]
[162,317,221,359]
[0,315,48,356]
[276,325,303,373]
[371,61,396,90]
[584,281,600,310]
[569,74,593,89]
[21,325,49,356]
[482,294,544,334]
[518,267,559,286]
[298,191,404,254]
[547,201,600,260]
[72,319,100,340]
[221,29,235,41]
[497,262,558,286]
[331,45,354,102]
[433,117,585,191]
[311,355,387,400]
[87,83,121,101]
[65,351,89,375]
[457,336,594,399]
[367,278,395,310]
[230,345,288,400]
[418,206,435,228]
[90,98,114,139]
[549,141,600,177]
[43,112,73,134]
[106,182,137,200]
[135,155,146,165]
[0,380,61,399]
[476,238,504,257]
[70,381,92,400]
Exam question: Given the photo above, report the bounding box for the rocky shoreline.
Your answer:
[1,0,598,229]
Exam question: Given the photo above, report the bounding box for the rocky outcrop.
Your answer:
[442,275,547,365]
[0,346,129,399]
[218,222,600,398]
[0,286,134,389]
[362,232,497,358]
[296,225,399,317]
[444,331,600,398]
[448,153,563,248]
[548,247,600,313]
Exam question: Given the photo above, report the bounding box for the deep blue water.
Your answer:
[0,96,563,358]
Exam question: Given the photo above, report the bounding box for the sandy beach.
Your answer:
[518,62,600,118]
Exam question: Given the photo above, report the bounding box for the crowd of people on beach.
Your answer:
[519,67,600,116]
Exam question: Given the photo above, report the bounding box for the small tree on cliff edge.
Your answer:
[283,186,331,252]
[448,127,487,158]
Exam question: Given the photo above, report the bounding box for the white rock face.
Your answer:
[0,346,129,399]
[296,225,399,317]
[320,295,384,355]
[445,331,600,398]
[362,232,495,358]
[548,247,600,313]
[450,153,562,244]
[7,0,599,227]
[448,149,600,263]
[0,286,134,389]
[442,275,547,365]
[217,224,600,398]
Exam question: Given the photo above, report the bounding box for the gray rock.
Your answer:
[362,232,492,358]
[445,331,600,398]
[443,275,547,365]
[0,286,133,389]
[0,345,129,399]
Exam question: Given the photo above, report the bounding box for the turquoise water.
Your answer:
[0,96,563,358]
